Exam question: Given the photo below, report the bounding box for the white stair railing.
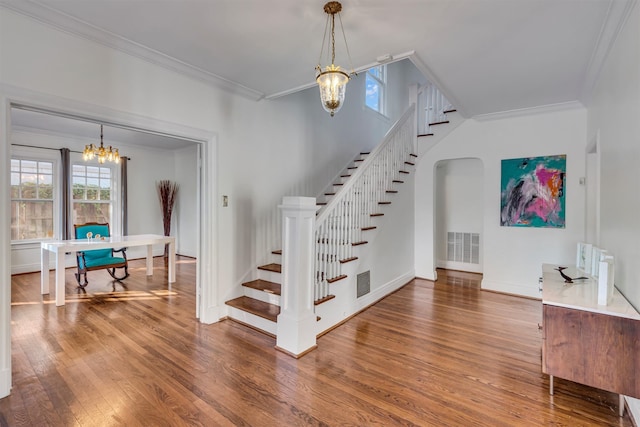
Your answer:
[313,104,416,302]
[417,83,454,136]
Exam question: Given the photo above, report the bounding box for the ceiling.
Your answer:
[2,0,634,121]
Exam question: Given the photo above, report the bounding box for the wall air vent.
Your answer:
[357,271,370,298]
[447,232,480,264]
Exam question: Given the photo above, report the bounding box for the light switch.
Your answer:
[222,195,228,207]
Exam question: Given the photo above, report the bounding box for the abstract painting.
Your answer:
[500,155,566,228]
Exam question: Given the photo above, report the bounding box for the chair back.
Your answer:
[74,222,112,260]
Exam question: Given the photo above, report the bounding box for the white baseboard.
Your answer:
[356,270,415,312]
[0,367,10,399]
[481,278,541,299]
[436,259,482,273]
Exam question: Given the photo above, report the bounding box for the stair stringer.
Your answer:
[417,111,466,157]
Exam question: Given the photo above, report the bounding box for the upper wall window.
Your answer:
[72,164,115,226]
[365,65,387,115]
[11,158,55,241]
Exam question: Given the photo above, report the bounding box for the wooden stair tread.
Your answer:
[405,161,415,166]
[334,183,344,186]
[393,180,404,183]
[354,159,364,162]
[314,294,336,305]
[340,256,358,264]
[360,152,370,155]
[399,170,410,174]
[443,109,457,114]
[258,263,281,273]
[225,296,279,322]
[242,279,281,295]
[327,274,347,284]
[386,190,398,193]
[410,153,418,158]
[340,174,351,178]
[317,202,327,206]
[325,192,336,196]
[417,133,434,137]
[272,249,282,255]
[378,201,391,205]
[429,120,450,126]
[361,226,377,231]
[352,241,368,246]
[347,166,358,170]
[370,213,384,217]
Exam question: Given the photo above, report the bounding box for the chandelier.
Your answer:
[82,124,120,164]
[316,1,354,117]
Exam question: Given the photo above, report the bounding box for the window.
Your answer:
[72,164,114,225]
[11,158,55,241]
[365,65,386,115]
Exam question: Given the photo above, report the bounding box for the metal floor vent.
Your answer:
[357,271,370,298]
[447,232,480,264]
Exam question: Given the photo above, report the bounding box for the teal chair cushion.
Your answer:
[81,255,126,269]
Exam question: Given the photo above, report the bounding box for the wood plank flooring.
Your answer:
[2,261,632,426]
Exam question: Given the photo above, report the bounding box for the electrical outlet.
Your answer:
[222,195,228,207]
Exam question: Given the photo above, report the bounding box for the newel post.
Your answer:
[275,197,319,357]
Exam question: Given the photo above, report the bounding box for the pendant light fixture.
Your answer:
[83,124,120,164]
[316,1,355,117]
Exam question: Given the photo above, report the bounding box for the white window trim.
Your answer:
[10,145,60,246]
[365,65,387,117]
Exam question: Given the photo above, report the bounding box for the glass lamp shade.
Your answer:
[316,64,350,116]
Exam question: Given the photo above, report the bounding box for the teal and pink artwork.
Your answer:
[500,155,566,228]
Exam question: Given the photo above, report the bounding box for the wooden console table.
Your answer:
[41,234,176,307]
[541,264,640,416]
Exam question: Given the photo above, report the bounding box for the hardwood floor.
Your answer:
[2,261,632,426]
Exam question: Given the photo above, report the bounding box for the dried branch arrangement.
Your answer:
[157,180,179,238]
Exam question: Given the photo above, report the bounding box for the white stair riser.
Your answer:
[243,287,280,305]
[227,306,277,336]
[258,269,281,283]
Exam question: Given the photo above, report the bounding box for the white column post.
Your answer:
[276,196,319,357]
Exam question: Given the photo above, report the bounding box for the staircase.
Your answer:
[225,85,459,342]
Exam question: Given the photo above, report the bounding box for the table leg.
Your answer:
[146,244,153,276]
[549,375,554,395]
[41,247,50,295]
[55,251,65,306]
[168,240,176,283]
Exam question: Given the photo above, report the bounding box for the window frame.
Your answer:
[364,65,387,116]
[10,146,60,245]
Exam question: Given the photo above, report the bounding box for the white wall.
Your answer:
[586,5,640,420]
[587,2,640,311]
[174,145,198,257]
[416,107,587,298]
[435,158,483,272]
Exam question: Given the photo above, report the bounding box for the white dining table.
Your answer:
[41,234,176,306]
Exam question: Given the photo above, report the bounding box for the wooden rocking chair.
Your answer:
[74,222,129,288]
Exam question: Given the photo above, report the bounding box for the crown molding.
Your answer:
[580,0,637,106]
[0,0,265,101]
[472,101,585,121]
